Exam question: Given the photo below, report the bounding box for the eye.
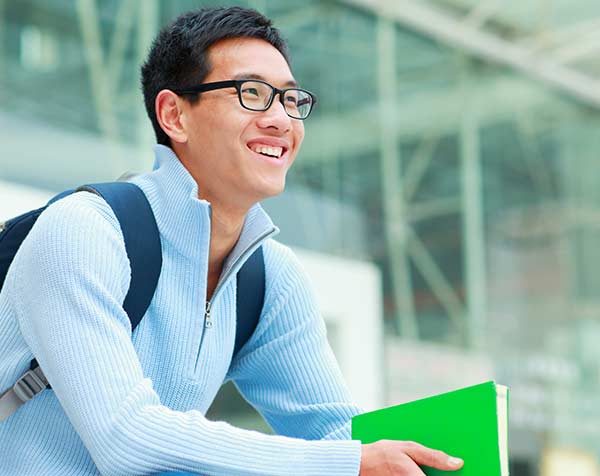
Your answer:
[242,87,260,97]
[284,93,298,105]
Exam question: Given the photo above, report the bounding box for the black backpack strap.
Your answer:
[29,183,162,375]
[79,183,162,332]
[234,246,265,359]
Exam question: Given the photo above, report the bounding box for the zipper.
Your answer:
[204,301,213,329]
[194,227,277,369]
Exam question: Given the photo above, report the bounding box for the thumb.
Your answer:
[402,442,464,470]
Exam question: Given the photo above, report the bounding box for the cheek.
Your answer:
[196,101,248,145]
[293,123,305,149]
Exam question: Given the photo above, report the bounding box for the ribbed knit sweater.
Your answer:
[0,145,363,476]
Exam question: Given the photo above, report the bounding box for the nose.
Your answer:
[255,94,292,132]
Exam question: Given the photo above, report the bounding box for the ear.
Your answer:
[155,89,188,144]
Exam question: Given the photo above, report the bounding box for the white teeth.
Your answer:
[251,145,283,158]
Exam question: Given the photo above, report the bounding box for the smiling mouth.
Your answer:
[248,144,287,159]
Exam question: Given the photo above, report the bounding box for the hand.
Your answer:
[360,440,464,476]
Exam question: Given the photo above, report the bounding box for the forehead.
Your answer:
[205,37,295,86]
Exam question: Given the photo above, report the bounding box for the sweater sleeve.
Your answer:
[228,242,364,443]
[10,193,361,476]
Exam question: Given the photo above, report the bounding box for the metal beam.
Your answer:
[553,32,600,64]
[341,0,600,109]
[76,0,118,140]
[407,197,461,222]
[303,75,575,164]
[319,9,342,205]
[107,0,137,89]
[460,86,486,349]
[77,0,157,173]
[524,18,600,53]
[406,228,465,335]
[377,17,418,338]
[403,137,439,201]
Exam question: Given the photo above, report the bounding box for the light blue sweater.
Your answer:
[0,145,363,476]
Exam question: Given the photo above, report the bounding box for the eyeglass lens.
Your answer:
[239,81,312,119]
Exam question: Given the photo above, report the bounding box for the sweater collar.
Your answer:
[132,145,279,264]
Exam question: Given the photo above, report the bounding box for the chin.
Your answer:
[257,179,286,201]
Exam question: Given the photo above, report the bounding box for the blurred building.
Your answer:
[2,1,600,475]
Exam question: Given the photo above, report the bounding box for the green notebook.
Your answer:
[352,381,509,476]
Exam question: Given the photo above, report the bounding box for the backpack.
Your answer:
[0,182,264,421]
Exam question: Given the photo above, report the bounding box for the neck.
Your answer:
[173,145,253,282]
[204,197,247,301]
[207,197,246,269]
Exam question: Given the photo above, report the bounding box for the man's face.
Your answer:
[178,37,305,207]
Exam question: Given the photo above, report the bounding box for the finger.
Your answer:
[399,441,464,471]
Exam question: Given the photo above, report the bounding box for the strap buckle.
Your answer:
[13,369,47,403]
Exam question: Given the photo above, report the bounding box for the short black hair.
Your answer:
[141,6,290,146]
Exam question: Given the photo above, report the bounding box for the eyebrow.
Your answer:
[233,73,298,88]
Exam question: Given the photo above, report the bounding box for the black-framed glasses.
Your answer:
[173,79,317,120]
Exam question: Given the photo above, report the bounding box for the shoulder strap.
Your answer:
[234,246,265,359]
[29,182,161,373]
[0,183,162,423]
[79,183,162,332]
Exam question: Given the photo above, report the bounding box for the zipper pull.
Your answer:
[204,301,213,329]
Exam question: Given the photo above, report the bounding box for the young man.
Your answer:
[0,7,463,476]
